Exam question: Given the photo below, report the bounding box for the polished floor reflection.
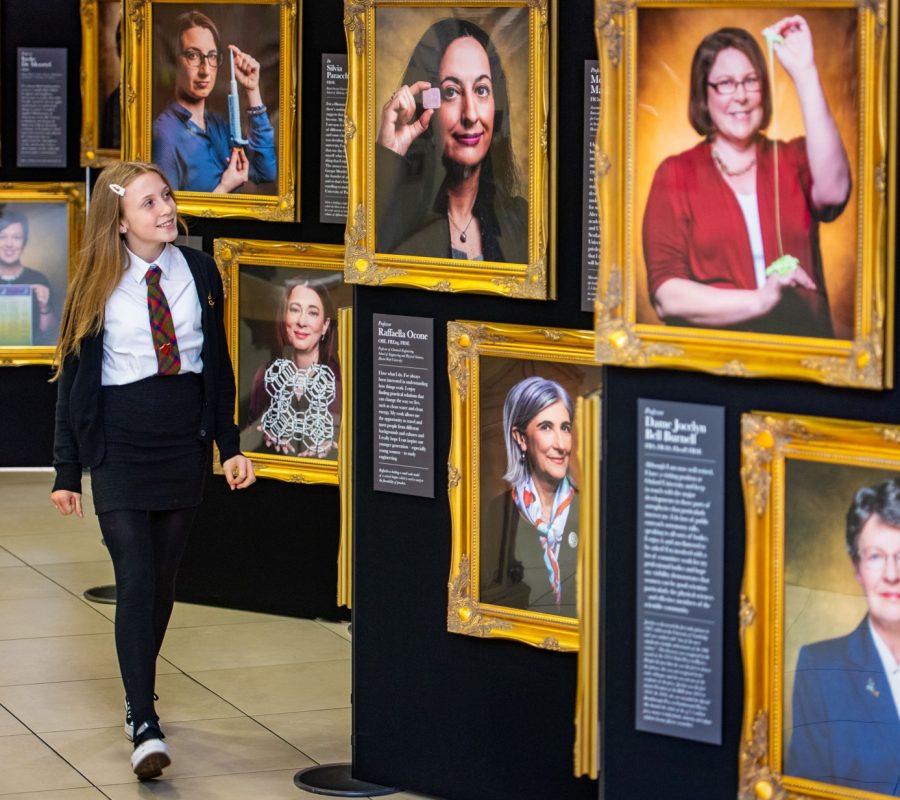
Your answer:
[0,471,433,800]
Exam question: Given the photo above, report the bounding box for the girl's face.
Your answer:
[706,47,764,148]
[434,36,495,171]
[0,223,26,267]
[514,400,572,487]
[283,284,329,357]
[119,172,178,261]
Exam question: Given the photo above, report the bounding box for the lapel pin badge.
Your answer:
[866,677,880,698]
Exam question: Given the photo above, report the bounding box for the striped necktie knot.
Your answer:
[145,265,181,375]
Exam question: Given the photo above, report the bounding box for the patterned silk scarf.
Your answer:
[512,475,575,604]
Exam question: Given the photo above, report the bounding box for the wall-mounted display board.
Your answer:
[344,0,556,298]
[123,0,299,220]
[447,320,601,651]
[593,0,897,388]
[215,239,349,483]
[0,183,85,365]
[80,0,123,166]
[740,411,900,799]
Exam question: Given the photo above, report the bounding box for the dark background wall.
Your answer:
[3,2,897,800]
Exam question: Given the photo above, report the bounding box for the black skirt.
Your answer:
[90,372,209,514]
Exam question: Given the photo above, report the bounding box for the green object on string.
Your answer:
[762,28,785,46]
[765,254,800,278]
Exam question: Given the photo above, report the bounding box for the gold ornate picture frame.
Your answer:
[0,183,86,366]
[343,0,556,298]
[447,321,601,651]
[80,0,123,166]
[740,411,900,799]
[594,0,897,388]
[124,0,298,220]
[215,239,350,483]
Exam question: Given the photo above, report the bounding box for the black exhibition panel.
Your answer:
[0,0,347,621]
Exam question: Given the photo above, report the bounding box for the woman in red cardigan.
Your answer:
[642,18,850,337]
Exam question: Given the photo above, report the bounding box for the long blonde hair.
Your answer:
[52,161,182,379]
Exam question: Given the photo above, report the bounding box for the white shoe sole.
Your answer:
[124,721,133,742]
[131,738,170,780]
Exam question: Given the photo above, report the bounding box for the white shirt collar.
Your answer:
[125,242,176,284]
[868,618,900,673]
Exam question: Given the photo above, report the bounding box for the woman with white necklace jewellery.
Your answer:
[49,161,256,781]
[642,18,850,337]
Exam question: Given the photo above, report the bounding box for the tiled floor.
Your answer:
[0,471,433,800]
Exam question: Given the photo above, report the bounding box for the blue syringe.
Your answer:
[228,48,248,148]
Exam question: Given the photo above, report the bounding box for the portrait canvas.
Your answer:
[0,186,85,366]
[594,0,894,388]
[124,0,297,220]
[447,321,600,650]
[740,412,900,800]
[478,357,601,620]
[216,240,349,484]
[151,3,280,195]
[344,0,555,298]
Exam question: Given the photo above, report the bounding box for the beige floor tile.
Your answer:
[0,672,242,734]
[161,619,350,672]
[191,660,351,716]
[315,619,353,642]
[0,548,24,568]
[0,734,90,794]
[0,790,108,800]
[0,705,27,736]
[36,561,116,599]
[0,566,71,600]
[0,531,109,566]
[46,717,313,787]
[0,507,75,537]
[0,633,178,687]
[254,708,351,764]
[0,596,110,641]
[167,602,289,628]
[100,768,330,799]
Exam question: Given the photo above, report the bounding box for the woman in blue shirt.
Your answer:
[152,10,276,193]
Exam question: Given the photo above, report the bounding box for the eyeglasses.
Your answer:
[707,76,761,96]
[181,48,222,67]
[859,548,900,573]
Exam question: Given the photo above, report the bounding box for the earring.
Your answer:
[520,451,527,464]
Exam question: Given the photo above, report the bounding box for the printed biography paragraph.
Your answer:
[320,55,349,222]
[373,316,434,497]
[635,400,724,744]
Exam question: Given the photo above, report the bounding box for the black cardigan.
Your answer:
[52,246,240,494]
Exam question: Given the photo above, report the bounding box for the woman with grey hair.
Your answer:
[480,376,578,616]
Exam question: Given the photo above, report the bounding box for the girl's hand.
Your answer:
[223,454,256,490]
[50,490,83,518]
[377,81,434,157]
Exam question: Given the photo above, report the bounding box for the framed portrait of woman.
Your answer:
[594,0,897,388]
[80,0,123,166]
[0,184,85,366]
[741,412,900,800]
[214,239,352,484]
[344,0,556,299]
[447,321,601,651]
[123,0,298,220]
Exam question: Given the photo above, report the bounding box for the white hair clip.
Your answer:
[109,183,126,197]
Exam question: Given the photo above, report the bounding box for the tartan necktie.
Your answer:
[145,265,181,375]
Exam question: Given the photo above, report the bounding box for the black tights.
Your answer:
[98,507,197,729]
